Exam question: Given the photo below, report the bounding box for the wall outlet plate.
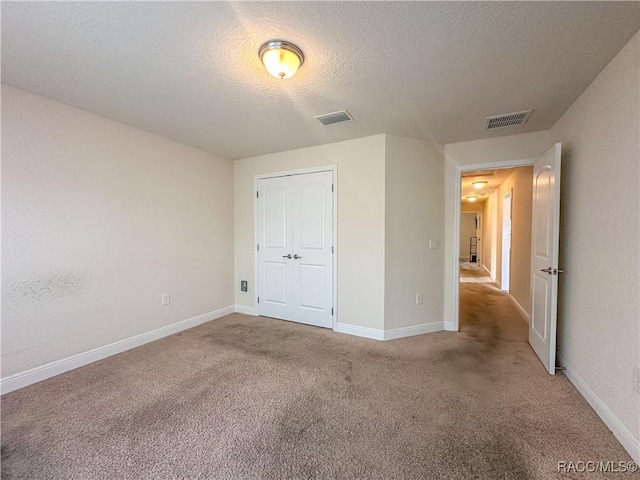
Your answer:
[416,293,423,305]
[161,293,170,306]
[241,280,248,292]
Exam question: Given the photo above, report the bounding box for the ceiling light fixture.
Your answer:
[259,40,304,79]
[467,196,478,202]
[472,181,488,189]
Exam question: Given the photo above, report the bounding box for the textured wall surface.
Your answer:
[233,135,386,330]
[550,32,640,447]
[384,135,444,330]
[2,86,234,376]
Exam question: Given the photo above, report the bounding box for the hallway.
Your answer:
[459,263,528,342]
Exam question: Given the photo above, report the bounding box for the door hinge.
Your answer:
[256,191,259,198]
[332,184,334,192]
[257,297,260,304]
[257,244,260,252]
[331,308,334,315]
[331,246,334,254]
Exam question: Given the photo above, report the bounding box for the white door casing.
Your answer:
[257,170,334,328]
[501,190,512,292]
[529,142,562,375]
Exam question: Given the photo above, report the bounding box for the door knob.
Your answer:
[540,267,553,274]
[294,254,302,259]
[282,254,292,259]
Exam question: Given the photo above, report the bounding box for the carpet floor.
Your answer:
[1,283,632,479]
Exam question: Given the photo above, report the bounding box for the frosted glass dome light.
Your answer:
[259,40,304,79]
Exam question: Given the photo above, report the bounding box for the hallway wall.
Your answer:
[493,167,533,316]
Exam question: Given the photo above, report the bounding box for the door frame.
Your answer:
[459,211,482,263]
[449,158,534,332]
[253,165,338,329]
[500,189,513,292]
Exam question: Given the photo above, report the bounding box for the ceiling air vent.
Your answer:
[485,110,532,130]
[462,170,495,178]
[314,110,354,126]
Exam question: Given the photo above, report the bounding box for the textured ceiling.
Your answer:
[461,168,516,203]
[2,2,639,159]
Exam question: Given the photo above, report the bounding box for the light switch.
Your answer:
[429,239,439,249]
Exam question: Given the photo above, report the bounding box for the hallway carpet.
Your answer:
[1,301,632,479]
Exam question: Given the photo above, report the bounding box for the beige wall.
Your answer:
[384,135,444,330]
[1,86,234,377]
[493,167,533,315]
[550,32,639,456]
[233,135,386,330]
[461,202,484,212]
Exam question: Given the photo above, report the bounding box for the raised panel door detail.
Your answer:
[534,167,551,259]
[299,183,325,250]
[298,264,325,311]
[263,188,286,249]
[532,274,548,341]
[264,262,287,305]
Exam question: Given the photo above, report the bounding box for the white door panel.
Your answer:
[529,143,561,374]
[258,171,334,328]
[258,178,293,321]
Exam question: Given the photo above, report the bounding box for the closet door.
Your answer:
[257,176,294,321]
[291,171,334,328]
[257,171,334,328]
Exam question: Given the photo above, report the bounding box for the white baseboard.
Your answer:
[481,264,491,276]
[444,321,456,331]
[383,321,444,340]
[1,305,235,395]
[234,305,258,316]
[559,354,640,463]
[509,294,530,324]
[333,322,384,341]
[333,321,444,341]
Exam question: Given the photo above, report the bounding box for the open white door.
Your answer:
[529,142,562,374]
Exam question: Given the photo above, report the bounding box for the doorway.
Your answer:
[449,143,562,374]
[255,167,336,329]
[501,190,512,292]
[460,212,481,263]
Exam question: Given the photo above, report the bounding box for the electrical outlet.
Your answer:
[429,239,439,250]
[162,293,171,306]
[416,293,423,305]
[634,367,640,394]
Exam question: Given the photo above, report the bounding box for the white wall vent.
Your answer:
[314,110,354,126]
[462,170,495,178]
[485,110,532,130]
